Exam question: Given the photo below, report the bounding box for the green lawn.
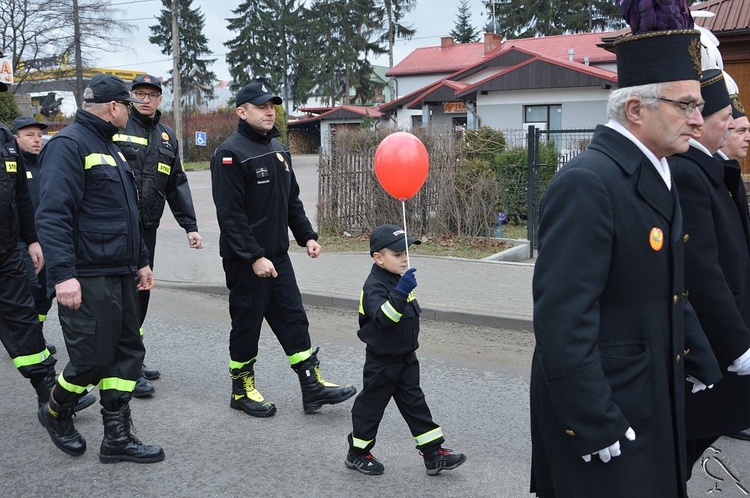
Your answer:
[183,161,210,171]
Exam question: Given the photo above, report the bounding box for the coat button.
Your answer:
[682,290,689,298]
[683,234,690,243]
[673,295,679,304]
[565,429,576,437]
[676,354,681,363]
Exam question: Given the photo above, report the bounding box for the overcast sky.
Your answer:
[101,0,489,82]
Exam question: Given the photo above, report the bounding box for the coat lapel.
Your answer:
[637,159,674,222]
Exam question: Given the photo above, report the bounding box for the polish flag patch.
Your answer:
[222,157,233,165]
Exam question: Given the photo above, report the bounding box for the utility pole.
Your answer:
[172,0,184,163]
[73,0,84,106]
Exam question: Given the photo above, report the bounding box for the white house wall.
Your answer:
[476,87,610,129]
[395,73,453,98]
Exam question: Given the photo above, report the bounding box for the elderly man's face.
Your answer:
[14,126,44,155]
[698,105,733,154]
[720,116,750,161]
[638,80,704,158]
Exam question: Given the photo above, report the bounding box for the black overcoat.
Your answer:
[531,125,718,498]
[670,147,750,438]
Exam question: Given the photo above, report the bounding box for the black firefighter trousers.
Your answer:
[223,253,312,363]
[0,246,54,382]
[55,275,144,411]
[351,351,443,452]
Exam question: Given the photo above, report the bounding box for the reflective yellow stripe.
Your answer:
[5,161,17,173]
[352,436,373,449]
[408,292,416,302]
[414,427,444,446]
[359,290,365,315]
[39,314,47,323]
[288,348,312,365]
[157,162,171,175]
[139,326,144,337]
[84,153,117,169]
[58,372,89,395]
[112,133,148,146]
[229,357,257,370]
[12,348,50,368]
[381,301,402,323]
[99,377,137,392]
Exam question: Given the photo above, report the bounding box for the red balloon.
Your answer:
[373,132,429,201]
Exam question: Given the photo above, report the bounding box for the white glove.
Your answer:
[582,427,636,463]
[686,375,714,393]
[728,346,750,376]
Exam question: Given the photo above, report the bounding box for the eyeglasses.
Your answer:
[655,97,705,117]
[133,90,161,101]
[116,101,133,110]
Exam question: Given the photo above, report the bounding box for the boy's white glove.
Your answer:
[686,375,714,393]
[728,346,750,376]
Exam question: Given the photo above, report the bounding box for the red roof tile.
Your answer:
[692,0,750,32]
[387,31,618,77]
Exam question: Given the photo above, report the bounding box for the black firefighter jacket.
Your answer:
[358,264,421,358]
[531,125,720,498]
[670,146,750,438]
[210,120,316,263]
[1,124,36,253]
[114,108,198,232]
[35,110,149,288]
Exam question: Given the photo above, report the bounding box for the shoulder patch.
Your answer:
[222,157,233,165]
[162,131,170,141]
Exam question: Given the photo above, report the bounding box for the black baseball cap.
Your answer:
[11,116,48,134]
[369,224,421,256]
[83,74,143,104]
[131,73,162,93]
[236,82,282,107]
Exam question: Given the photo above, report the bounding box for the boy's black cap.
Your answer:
[700,69,731,118]
[369,224,421,256]
[131,73,162,93]
[236,82,282,107]
[83,74,143,104]
[11,116,48,134]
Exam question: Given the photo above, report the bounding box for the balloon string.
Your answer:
[402,200,411,270]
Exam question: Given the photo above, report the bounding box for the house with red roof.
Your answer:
[380,32,618,132]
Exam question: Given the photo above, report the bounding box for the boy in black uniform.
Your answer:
[346,224,466,476]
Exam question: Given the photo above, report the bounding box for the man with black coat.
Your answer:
[531,30,721,497]
[669,71,750,469]
[35,74,164,463]
[210,82,355,418]
[113,73,203,397]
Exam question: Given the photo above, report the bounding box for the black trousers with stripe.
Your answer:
[351,350,442,451]
[0,246,53,380]
[223,253,312,363]
[56,275,144,410]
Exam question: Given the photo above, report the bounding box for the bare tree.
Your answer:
[1,0,132,103]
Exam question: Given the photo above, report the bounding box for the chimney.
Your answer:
[568,48,574,61]
[484,32,503,57]
[441,36,454,49]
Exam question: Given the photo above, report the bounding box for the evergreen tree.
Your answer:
[309,0,386,105]
[450,0,481,43]
[149,0,217,105]
[486,0,626,39]
[224,0,311,113]
[373,0,416,99]
[0,88,21,127]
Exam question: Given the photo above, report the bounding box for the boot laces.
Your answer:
[312,364,340,388]
[242,374,265,402]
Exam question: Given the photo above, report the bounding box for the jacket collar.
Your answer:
[677,145,724,187]
[74,109,119,141]
[371,263,401,282]
[20,149,38,166]
[130,107,161,128]
[237,119,280,144]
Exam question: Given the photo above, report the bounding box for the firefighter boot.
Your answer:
[229,362,277,417]
[421,447,467,476]
[37,390,86,456]
[291,348,356,414]
[99,404,165,464]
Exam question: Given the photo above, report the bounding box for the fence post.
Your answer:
[526,125,537,259]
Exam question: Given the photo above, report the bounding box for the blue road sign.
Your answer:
[195,131,207,146]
